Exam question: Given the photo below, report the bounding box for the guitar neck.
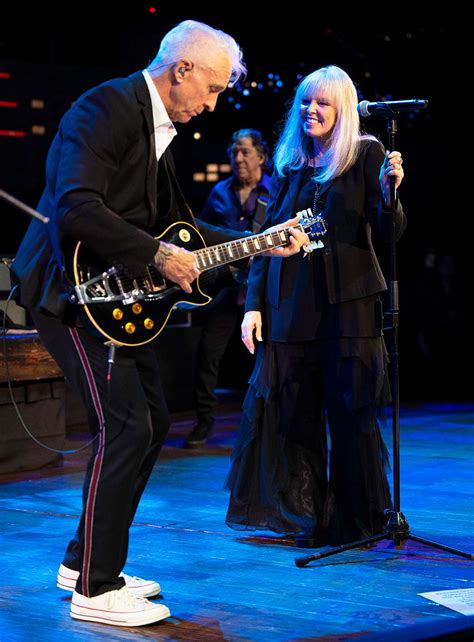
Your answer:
[194,225,301,271]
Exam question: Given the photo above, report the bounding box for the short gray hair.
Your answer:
[150,20,246,86]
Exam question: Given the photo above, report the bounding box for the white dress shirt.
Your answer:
[142,69,177,160]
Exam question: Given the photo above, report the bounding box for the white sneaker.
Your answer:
[57,563,161,597]
[71,586,170,627]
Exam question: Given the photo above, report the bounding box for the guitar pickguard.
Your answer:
[73,222,210,346]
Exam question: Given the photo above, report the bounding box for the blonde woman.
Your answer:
[226,66,406,548]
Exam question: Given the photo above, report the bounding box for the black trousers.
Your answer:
[193,290,242,427]
[31,310,170,597]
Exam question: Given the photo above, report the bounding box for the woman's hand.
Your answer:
[262,214,310,257]
[380,150,404,205]
[241,310,262,354]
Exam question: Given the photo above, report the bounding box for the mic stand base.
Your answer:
[295,510,474,567]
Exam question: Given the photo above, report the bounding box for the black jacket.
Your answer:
[12,71,244,320]
[245,139,407,341]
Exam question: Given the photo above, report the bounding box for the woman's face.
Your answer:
[300,92,337,142]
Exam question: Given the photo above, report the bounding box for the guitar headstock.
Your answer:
[297,208,327,240]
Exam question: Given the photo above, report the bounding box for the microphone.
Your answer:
[357,99,428,117]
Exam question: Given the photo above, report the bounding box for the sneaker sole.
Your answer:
[57,577,161,598]
[70,605,171,627]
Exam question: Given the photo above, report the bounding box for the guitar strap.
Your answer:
[252,172,271,233]
[161,149,197,227]
[253,194,268,233]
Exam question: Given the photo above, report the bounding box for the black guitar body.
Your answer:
[73,222,211,347]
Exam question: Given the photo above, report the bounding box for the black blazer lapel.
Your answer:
[131,71,157,226]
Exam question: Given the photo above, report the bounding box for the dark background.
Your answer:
[0,5,465,400]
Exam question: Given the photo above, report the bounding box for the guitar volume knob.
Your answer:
[132,303,143,314]
[113,308,124,320]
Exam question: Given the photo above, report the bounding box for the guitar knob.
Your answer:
[144,318,154,330]
[125,322,136,334]
[113,308,124,320]
[132,303,143,314]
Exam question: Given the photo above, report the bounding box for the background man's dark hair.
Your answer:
[227,128,270,168]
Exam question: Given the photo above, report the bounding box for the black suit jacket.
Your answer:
[12,71,244,321]
[245,139,407,341]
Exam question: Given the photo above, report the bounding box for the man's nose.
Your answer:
[204,94,219,112]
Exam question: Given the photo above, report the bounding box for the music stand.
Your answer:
[295,109,473,568]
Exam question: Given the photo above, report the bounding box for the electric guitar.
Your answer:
[71,214,322,346]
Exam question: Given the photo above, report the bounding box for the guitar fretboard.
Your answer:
[194,226,299,271]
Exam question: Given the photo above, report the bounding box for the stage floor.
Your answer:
[1,400,473,641]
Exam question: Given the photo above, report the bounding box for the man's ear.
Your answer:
[174,59,194,81]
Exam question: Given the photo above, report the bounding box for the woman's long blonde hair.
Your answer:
[274,65,375,183]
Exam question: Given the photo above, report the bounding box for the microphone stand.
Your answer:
[0,190,49,224]
[295,116,473,568]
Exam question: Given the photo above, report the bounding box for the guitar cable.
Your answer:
[1,285,99,455]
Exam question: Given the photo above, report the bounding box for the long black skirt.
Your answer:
[225,338,393,546]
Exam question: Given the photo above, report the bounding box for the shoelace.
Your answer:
[121,573,147,584]
[106,587,150,610]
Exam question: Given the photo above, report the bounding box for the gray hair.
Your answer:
[149,20,246,86]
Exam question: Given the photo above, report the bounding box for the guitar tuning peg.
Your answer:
[299,208,312,220]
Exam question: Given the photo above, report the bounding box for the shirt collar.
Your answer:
[142,69,177,135]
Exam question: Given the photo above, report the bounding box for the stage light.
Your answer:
[0,129,26,137]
